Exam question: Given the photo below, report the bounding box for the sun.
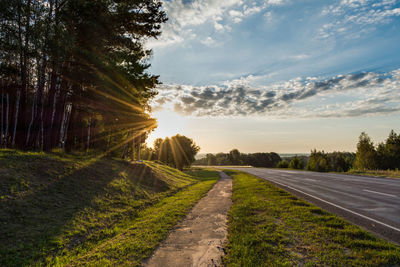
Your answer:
[147,110,186,147]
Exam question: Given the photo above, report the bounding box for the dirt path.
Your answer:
[143,172,232,267]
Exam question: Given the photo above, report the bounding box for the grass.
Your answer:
[224,170,400,266]
[346,169,400,179]
[0,149,219,266]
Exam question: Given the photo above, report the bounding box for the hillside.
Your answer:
[0,150,218,266]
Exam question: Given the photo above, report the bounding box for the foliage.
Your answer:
[306,150,330,172]
[195,130,399,173]
[376,130,400,170]
[276,160,289,168]
[354,132,378,171]
[206,153,217,165]
[152,134,200,170]
[224,170,400,266]
[306,150,355,172]
[0,0,167,153]
[288,155,304,169]
[194,149,281,167]
[327,151,355,172]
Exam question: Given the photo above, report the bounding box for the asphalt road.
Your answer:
[225,167,400,244]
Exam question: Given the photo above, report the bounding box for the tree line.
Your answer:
[194,149,282,168]
[0,0,166,153]
[304,130,400,172]
[195,130,400,172]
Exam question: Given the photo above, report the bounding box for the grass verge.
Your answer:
[224,170,400,266]
[0,149,219,266]
[346,169,400,179]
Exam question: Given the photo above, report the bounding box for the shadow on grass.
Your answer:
[0,151,171,266]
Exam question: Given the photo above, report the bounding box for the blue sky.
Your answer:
[146,0,400,153]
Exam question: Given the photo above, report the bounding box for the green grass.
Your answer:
[346,169,400,179]
[224,170,400,266]
[185,167,221,181]
[0,149,219,266]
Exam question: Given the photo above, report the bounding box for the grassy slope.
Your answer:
[224,170,400,266]
[0,149,219,266]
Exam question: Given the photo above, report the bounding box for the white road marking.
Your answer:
[304,178,317,182]
[264,178,400,233]
[363,189,398,198]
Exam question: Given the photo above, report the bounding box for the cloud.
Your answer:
[151,68,400,118]
[319,0,400,39]
[201,36,216,46]
[147,0,285,48]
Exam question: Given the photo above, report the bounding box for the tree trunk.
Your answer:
[63,102,74,152]
[52,81,67,149]
[1,84,3,146]
[11,87,21,147]
[26,85,38,146]
[132,136,135,161]
[86,117,91,152]
[5,93,9,147]
[138,135,141,161]
[58,101,68,149]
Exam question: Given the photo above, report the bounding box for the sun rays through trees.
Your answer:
[152,134,200,170]
[0,0,167,153]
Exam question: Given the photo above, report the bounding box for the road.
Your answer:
[224,167,400,244]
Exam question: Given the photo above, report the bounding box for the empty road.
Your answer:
[225,167,400,244]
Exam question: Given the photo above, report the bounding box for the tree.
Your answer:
[306,150,329,172]
[327,152,355,172]
[277,160,289,168]
[153,135,200,170]
[354,132,377,170]
[377,130,400,170]
[0,0,167,153]
[228,149,241,165]
[289,156,304,169]
[206,153,217,166]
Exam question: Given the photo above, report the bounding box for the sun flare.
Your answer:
[147,110,186,147]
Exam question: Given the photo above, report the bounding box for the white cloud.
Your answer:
[201,36,216,46]
[147,0,284,48]
[319,0,400,40]
[151,69,400,118]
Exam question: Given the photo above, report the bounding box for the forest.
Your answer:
[0,0,166,155]
[195,130,400,173]
[194,149,282,168]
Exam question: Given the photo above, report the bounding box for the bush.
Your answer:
[306,150,329,172]
[277,160,289,168]
[289,156,304,170]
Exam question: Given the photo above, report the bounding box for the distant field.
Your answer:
[224,170,400,266]
[0,149,219,266]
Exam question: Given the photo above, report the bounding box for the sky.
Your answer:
[146,0,400,153]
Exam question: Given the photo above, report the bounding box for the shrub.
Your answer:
[277,160,289,168]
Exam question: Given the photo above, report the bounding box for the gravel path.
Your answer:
[143,172,232,267]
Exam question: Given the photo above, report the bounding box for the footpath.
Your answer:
[144,171,232,267]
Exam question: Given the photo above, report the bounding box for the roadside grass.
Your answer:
[224,170,400,266]
[0,149,219,266]
[185,167,221,181]
[346,169,400,179]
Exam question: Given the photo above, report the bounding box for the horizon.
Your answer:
[147,0,400,153]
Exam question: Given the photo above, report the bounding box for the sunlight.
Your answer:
[147,110,186,147]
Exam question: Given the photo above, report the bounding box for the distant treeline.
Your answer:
[195,130,400,172]
[194,149,281,168]
[305,130,400,172]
